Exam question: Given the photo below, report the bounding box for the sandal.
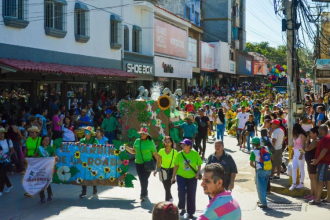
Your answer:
[321,199,330,203]
[309,200,322,206]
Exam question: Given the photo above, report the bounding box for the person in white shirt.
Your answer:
[270,120,285,180]
[0,127,14,196]
[236,106,249,149]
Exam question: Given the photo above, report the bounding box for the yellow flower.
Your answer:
[118,181,125,187]
[114,149,120,156]
[88,167,92,171]
[99,175,103,180]
[91,170,98,176]
[76,178,83,184]
[82,162,88,168]
[109,177,115,182]
[74,151,81,159]
[157,95,171,110]
[104,167,111,174]
[117,167,122,173]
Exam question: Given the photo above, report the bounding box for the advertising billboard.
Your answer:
[188,37,197,67]
[201,42,215,72]
[253,61,267,75]
[154,19,187,58]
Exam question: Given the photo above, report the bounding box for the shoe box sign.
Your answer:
[126,63,153,74]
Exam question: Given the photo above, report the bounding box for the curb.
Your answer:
[271,185,327,198]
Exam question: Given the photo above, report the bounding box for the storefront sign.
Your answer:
[154,19,187,59]
[229,61,236,74]
[317,59,330,70]
[155,56,192,79]
[253,61,267,75]
[201,42,215,72]
[126,63,153,74]
[188,37,197,67]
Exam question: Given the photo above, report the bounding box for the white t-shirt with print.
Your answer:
[237,112,249,129]
[271,128,284,150]
[0,139,13,154]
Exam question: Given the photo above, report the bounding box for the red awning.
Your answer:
[0,58,137,78]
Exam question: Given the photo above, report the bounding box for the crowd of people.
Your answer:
[1,82,330,219]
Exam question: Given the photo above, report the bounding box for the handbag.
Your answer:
[159,149,174,182]
[140,140,156,172]
[181,152,202,180]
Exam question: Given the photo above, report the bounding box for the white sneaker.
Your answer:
[289,184,297,191]
[0,192,3,196]
[4,186,13,193]
[169,198,173,202]
[296,183,304,189]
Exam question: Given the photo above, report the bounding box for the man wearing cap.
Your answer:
[270,119,284,180]
[77,109,91,128]
[101,110,119,144]
[195,108,211,159]
[175,114,197,143]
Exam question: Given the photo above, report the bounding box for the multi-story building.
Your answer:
[0,0,154,108]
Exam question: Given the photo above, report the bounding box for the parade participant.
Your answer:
[304,126,319,201]
[310,125,330,205]
[205,105,214,134]
[34,136,56,204]
[206,141,237,190]
[0,126,14,197]
[175,114,197,146]
[125,126,160,202]
[242,114,258,153]
[195,108,211,159]
[270,119,284,180]
[198,163,241,220]
[236,106,249,150]
[154,136,177,202]
[316,106,326,127]
[62,116,76,142]
[40,109,49,137]
[101,109,118,144]
[171,139,203,219]
[77,109,90,128]
[95,128,108,145]
[152,201,179,220]
[216,107,225,142]
[79,126,99,198]
[253,101,261,126]
[194,97,202,112]
[289,124,307,190]
[6,118,24,174]
[185,100,194,113]
[25,126,42,158]
[52,109,63,140]
[250,137,272,208]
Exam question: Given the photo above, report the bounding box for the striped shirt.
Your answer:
[197,191,241,220]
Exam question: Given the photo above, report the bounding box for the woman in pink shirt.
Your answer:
[52,109,63,140]
[289,123,307,191]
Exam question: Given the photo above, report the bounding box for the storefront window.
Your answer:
[38,82,62,110]
[67,83,87,109]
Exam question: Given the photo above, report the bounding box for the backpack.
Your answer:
[262,137,275,154]
[257,147,272,171]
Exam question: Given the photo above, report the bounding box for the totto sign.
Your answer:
[126,63,153,74]
[162,62,174,73]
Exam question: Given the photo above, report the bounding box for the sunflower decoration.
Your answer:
[114,149,121,156]
[99,175,104,180]
[91,170,98,177]
[88,167,92,171]
[76,178,83,184]
[104,167,111,174]
[118,181,125,187]
[157,95,171,110]
[109,177,115,182]
[74,151,81,159]
[117,167,122,173]
[82,162,88,168]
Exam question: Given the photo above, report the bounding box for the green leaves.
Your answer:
[52,172,61,183]
[156,108,161,114]
[164,109,170,117]
[120,164,129,174]
[125,173,137,188]
[119,152,130,161]
[70,166,80,177]
[127,129,140,139]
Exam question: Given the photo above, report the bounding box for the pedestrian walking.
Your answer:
[195,108,211,159]
[242,114,258,153]
[236,106,249,150]
[0,126,14,197]
[216,107,226,142]
[270,119,284,180]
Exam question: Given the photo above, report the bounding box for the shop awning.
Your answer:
[0,58,137,78]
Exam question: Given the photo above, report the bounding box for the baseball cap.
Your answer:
[199,108,205,112]
[106,109,113,114]
[270,119,280,126]
[251,137,260,145]
[180,138,192,146]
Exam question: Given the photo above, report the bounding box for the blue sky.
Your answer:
[246,0,324,49]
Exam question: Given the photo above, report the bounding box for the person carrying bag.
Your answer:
[154,136,178,202]
[125,126,160,202]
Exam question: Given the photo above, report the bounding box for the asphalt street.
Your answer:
[1,132,330,220]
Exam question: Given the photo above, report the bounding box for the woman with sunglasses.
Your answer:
[79,126,99,198]
[171,139,203,219]
[154,136,177,202]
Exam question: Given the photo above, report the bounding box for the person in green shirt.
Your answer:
[35,136,56,204]
[203,96,211,107]
[194,98,202,111]
[25,126,42,158]
[101,110,119,144]
[79,126,99,198]
[125,126,160,202]
[171,139,203,219]
[154,136,178,202]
